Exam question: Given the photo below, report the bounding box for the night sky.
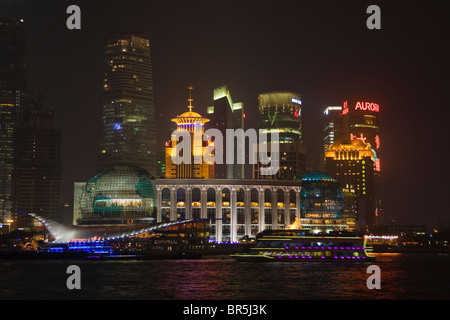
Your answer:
[9,0,449,227]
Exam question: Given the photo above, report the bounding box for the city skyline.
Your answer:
[5,0,448,228]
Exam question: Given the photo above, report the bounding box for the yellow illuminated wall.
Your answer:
[165,103,214,179]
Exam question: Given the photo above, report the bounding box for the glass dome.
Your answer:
[79,164,155,226]
[296,172,344,219]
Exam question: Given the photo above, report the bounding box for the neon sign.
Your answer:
[375,135,380,149]
[350,133,367,144]
[355,101,380,112]
[375,158,380,172]
[342,101,349,115]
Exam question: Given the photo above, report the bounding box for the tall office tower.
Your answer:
[324,140,378,231]
[165,92,214,179]
[340,98,381,222]
[318,105,344,172]
[206,85,245,179]
[255,92,306,180]
[98,33,157,177]
[323,106,343,153]
[0,15,27,226]
[12,102,62,229]
[323,98,382,225]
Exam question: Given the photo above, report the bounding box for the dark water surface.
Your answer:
[1,253,449,300]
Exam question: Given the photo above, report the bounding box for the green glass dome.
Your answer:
[296,171,335,182]
[78,164,155,226]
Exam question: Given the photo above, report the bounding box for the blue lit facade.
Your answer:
[297,172,348,232]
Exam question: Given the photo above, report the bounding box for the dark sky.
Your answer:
[12,0,450,227]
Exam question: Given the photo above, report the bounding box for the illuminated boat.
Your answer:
[231,229,375,262]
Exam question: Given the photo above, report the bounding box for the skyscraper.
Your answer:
[13,101,62,229]
[207,85,245,179]
[0,15,27,225]
[98,33,157,177]
[323,97,382,229]
[323,105,343,153]
[255,92,306,180]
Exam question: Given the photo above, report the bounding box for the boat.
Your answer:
[0,240,122,260]
[231,229,375,262]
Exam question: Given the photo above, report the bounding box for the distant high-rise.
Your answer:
[98,33,157,177]
[255,92,306,180]
[323,106,343,153]
[207,85,245,179]
[0,16,27,225]
[13,102,62,229]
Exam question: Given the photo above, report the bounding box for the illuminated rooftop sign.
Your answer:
[342,101,349,115]
[355,101,380,113]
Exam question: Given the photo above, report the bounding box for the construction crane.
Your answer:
[30,73,61,108]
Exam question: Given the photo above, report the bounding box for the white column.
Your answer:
[201,186,207,219]
[185,186,191,220]
[230,186,237,242]
[244,186,251,237]
[271,187,277,229]
[258,187,265,231]
[156,185,161,223]
[170,186,177,221]
[215,186,222,242]
[284,187,290,226]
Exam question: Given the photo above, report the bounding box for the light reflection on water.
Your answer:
[1,253,449,300]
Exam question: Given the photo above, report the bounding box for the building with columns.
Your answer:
[155,179,300,242]
[73,167,353,242]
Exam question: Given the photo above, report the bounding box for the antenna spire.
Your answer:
[187,86,194,112]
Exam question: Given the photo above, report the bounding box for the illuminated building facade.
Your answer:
[323,97,382,230]
[156,179,300,242]
[73,167,301,242]
[0,16,27,224]
[165,93,214,179]
[206,85,245,179]
[98,33,157,177]
[325,139,378,231]
[323,106,343,153]
[73,173,356,242]
[256,92,306,180]
[340,98,381,153]
[296,172,352,232]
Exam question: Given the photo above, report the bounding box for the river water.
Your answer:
[0,253,449,300]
